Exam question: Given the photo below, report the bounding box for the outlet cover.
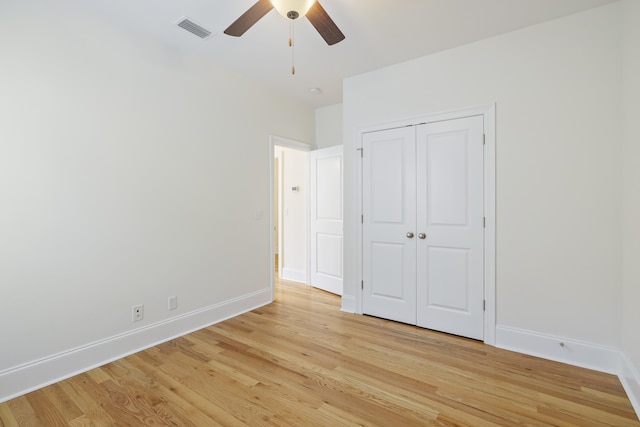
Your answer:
[168,296,177,310]
[132,305,144,322]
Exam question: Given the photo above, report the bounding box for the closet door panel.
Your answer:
[362,127,416,325]
[416,116,485,340]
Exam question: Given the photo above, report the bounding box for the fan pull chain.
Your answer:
[289,19,295,75]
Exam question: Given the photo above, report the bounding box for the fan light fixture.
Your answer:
[224,0,344,75]
[270,0,317,20]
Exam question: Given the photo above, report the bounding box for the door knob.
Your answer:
[418,233,426,239]
[406,232,414,238]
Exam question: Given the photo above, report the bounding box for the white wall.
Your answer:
[315,104,343,149]
[622,0,640,411]
[343,3,623,349]
[278,147,309,283]
[0,1,314,400]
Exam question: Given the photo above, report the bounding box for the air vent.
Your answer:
[177,18,212,39]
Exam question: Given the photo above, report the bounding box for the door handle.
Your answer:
[418,233,426,239]
[406,232,414,238]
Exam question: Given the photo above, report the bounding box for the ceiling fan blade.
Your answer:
[306,1,345,46]
[224,0,274,37]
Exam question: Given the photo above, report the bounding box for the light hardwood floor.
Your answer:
[1,278,638,426]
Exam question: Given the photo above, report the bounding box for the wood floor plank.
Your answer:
[85,368,111,385]
[126,355,234,427]
[57,377,116,427]
[24,391,68,426]
[0,278,638,426]
[0,403,19,427]
[5,397,42,426]
[38,383,83,423]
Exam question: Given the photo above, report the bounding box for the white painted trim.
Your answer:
[496,324,640,422]
[495,325,622,375]
[281,267,307,284]
[358,104,498,135]
[620,354,640,417]
[341,295,356,313]
[268,135,314,299]
[355,104,497,345]
[270,134,315,152]
[483,105,496,346]
[0,288,271,403]
[354,123,364,315]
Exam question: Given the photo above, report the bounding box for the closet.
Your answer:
[362,115,485,340]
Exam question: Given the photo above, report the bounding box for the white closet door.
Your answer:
[416,116,485,340]
[362,127,417,324]
[310,146,343,295]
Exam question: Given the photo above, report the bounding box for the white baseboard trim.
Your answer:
[0,288,272,403]
[281,268,306,284]
[495,325,622,375]
[620,355,640,418]
[341,295,356,313]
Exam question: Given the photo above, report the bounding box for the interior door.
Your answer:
[310,146,343,295]
[362,127,417,324]
[416,116,485,340]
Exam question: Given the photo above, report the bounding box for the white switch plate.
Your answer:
[168,296,177,310]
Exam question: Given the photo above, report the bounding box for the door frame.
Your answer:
[355,104,497,345]
[269,135,314,301]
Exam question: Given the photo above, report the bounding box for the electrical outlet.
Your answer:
[168,296,177,310]
[132,305,144,322]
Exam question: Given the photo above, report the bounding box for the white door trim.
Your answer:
[269,135,314,302]
[355,104,496,345]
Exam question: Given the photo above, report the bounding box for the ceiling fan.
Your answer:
[224,0,345,46]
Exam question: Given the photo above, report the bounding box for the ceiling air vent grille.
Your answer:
[177,18,212,39]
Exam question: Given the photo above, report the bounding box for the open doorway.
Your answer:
[269,136,312,299]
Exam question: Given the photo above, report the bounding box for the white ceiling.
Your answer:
[82,0,616,108]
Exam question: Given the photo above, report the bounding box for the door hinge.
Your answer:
[361,280,364,290]
[483,300,486,311]
[483,134,486,145]
[357,147,363,158]
[361,214,364,224]
[483,217,486,228]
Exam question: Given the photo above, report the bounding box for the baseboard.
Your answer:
[495,325,622,375]
[0,288,272,403]
[620,354,640,418]
[341,294,356,313]
[281,267,306,283]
